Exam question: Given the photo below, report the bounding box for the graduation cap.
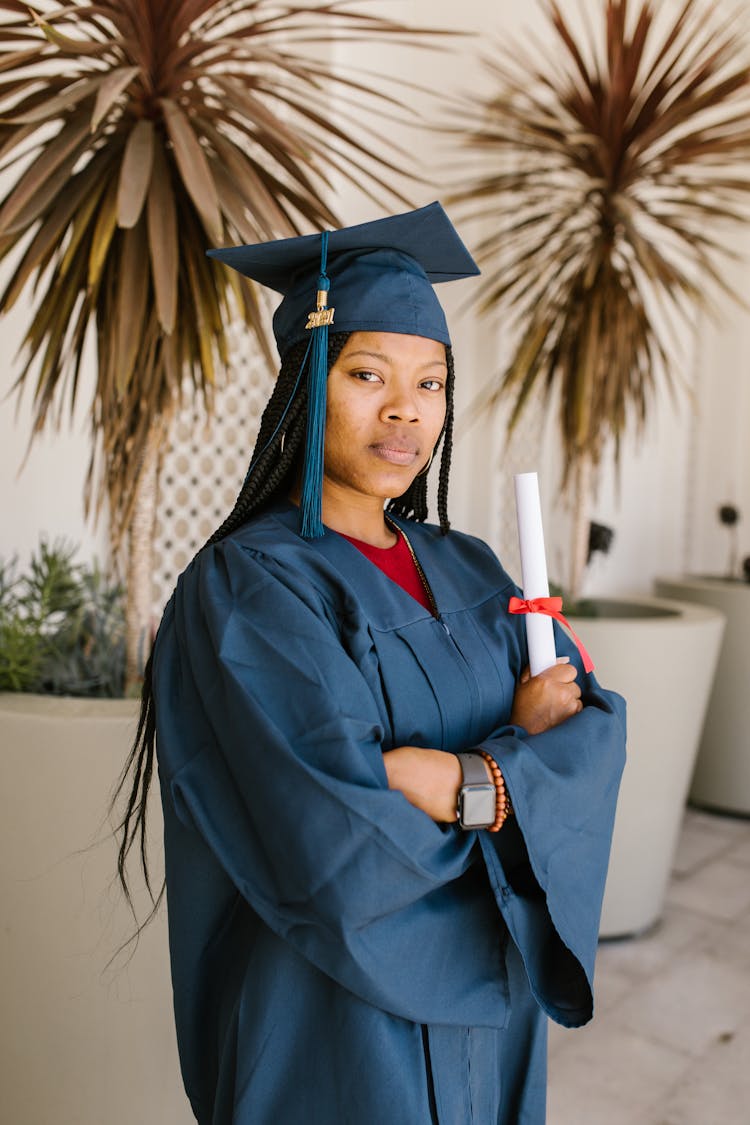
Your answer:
[207,202,479,538]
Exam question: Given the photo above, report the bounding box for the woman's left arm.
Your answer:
[385,623,627,1029]
[475,661,626,1025]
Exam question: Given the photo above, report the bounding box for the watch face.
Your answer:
[460,785,496,828]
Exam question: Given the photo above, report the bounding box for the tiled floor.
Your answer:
[548,807,750,1124]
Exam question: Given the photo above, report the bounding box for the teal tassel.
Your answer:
[300,232,333,538]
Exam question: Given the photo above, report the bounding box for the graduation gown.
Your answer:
[153,500,626,1125]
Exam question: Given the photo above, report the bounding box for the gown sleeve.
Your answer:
[154,538,510,1029]
[476,620,627,1028]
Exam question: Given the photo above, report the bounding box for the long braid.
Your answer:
[437,347,455,532]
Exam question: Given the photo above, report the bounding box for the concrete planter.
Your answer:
[0,693,191,1125]
[569,597,725,938]
[656,576,750,816]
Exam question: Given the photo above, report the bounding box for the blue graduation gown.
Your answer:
[153,501,626,1124]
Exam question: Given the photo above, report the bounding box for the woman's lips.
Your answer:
[369,441,420,465]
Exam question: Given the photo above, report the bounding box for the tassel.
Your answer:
[300,231,334,538]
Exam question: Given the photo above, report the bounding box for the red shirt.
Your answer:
[340,528,433,613]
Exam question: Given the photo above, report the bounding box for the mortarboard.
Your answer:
[207,202,479,537]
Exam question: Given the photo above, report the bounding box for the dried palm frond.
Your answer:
[449,0,750,488]
[0,0,441,680]
[0,0,435,535]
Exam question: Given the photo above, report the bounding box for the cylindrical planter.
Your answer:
[656,576,750,815]
[569,597,725,939]
[0,693,191,1125]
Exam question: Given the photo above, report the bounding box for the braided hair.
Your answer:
[113,332,456,920]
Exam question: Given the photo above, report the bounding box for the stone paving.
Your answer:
[548,808,750,1124]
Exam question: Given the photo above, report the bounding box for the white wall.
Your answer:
[0,287,107,567]
[2,0,749,596]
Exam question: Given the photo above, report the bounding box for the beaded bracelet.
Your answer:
[478,751,513,832]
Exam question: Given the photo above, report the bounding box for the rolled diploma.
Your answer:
[514,472,557,676]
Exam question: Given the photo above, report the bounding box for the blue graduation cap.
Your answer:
[207,202,479,537]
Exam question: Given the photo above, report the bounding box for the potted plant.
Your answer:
[0,4,444,1119]
[446,0,750,934]
[0,540,183,1120]
[657,504,750,816]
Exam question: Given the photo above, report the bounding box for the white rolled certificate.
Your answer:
[514,472,557,675]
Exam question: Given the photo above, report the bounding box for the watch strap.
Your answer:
[456,751,491,786]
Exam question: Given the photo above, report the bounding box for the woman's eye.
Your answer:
[351,369,381,383]
[420,379,444,392]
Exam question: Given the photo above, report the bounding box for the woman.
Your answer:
[117,202,626,1124]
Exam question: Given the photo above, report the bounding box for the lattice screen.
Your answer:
[151,326,275,617]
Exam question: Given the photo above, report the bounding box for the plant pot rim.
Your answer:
[661,573,750,590]
[0,692,139,719]
[567,593,726,624]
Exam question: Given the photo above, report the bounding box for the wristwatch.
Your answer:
[455,752,495,829]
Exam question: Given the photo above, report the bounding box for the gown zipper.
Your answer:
[393,518,477,666]
[394,521,477,1125]
[387,516,440,620]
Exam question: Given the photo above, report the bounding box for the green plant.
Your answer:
[449,0,750,598]
[0,0,436,685]
[0,539,126,696]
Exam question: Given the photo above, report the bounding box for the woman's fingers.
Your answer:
[540,661,578,684]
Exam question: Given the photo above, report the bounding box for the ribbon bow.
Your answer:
[508,595,595,674]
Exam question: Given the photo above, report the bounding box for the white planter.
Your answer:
[656,576,750,815]
[0,693,191,1125]
[569,597,725,938]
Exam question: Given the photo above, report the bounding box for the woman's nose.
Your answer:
[381,384,419,423]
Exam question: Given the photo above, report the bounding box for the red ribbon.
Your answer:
[508,595,595,674]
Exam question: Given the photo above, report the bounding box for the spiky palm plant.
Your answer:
[449,0,750,598]
[0,0,433,685]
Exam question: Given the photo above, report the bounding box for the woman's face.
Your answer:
[323,331,448,508]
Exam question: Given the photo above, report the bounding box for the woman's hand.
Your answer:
[383,745,466,822]
[510,657,582,735]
